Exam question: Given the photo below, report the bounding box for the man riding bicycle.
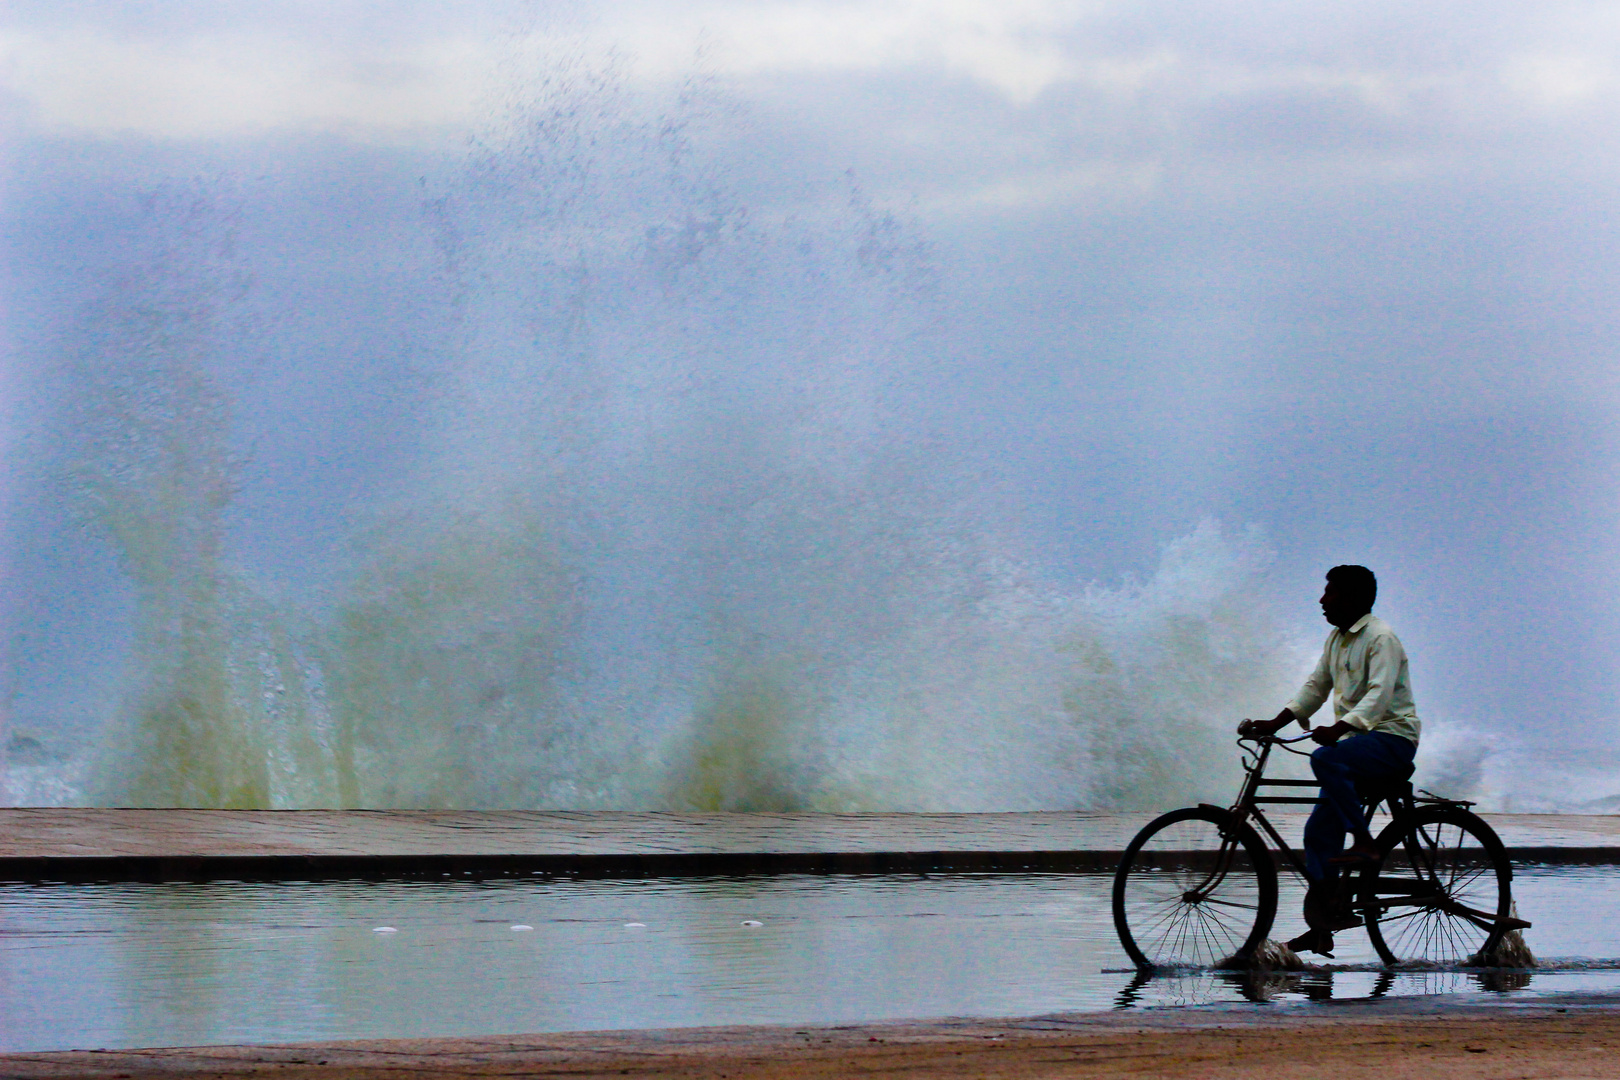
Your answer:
[1239,565,1420,957]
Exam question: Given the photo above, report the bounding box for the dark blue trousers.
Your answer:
[1303,731,1417,883]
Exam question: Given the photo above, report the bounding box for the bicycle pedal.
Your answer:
[1286,930,1336,957]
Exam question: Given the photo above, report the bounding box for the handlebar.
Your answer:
[1238,730,1317,745]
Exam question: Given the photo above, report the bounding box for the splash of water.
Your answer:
[65,183,342,809]
[40,57,1324,812]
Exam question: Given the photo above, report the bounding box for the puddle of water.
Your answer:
[2,866,1618,1052]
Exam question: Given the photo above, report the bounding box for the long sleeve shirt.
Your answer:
[1285,613,1420,745]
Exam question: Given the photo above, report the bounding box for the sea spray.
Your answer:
[1071,522,1305,809]
[325,493,577,809]
[67,183,342,808]
[52,55,1321,812]
[664,666,814,811]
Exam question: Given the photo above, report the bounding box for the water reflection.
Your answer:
[1111,965,1544,1009]
[0,867,1616,1052]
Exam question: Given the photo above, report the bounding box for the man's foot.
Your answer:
[1286,928,1335,957]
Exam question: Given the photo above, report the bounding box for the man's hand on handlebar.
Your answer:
[1310,720,1353,745]
[1237,708,1301,740]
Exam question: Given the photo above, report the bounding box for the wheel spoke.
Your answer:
[1195,895,1260,912]
[1364,808,1511,966]
[1115,809,1276,968]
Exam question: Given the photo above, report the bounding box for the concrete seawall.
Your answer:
[3,809,1618,881]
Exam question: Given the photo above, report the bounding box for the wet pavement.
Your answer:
[0,809,1615,880]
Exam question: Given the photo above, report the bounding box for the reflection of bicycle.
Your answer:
[1113,731,1525,970]
[1109,965,1521,1010]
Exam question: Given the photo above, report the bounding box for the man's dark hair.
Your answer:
[1326,564,1377,610]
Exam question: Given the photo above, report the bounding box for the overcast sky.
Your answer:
[3,1,1619,803]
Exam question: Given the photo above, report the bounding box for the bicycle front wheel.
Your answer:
[1360,806,1512,966]
[1113,806,1278,970]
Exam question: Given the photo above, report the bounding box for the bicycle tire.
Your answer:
[1359,805,1512,966]
[1113,806,1278,970]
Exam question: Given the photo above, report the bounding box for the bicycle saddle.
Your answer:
[1354,761,1415,803]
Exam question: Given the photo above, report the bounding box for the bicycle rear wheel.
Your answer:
[1359,805,1512,966]
[1113,806,1277,970]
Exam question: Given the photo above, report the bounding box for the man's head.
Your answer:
[1321,565,1376,630]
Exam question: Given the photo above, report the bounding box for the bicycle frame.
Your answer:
[1224,735,1510,934]
[1222,733,1322,882]
[1219,733,1416,882]
[1163,736,1318,908]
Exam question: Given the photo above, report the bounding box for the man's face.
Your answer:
[1319,581,1364,630]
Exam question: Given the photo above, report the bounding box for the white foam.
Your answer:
[53,63,1439,817]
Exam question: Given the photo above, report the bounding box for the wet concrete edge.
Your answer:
[4,846,1618,882]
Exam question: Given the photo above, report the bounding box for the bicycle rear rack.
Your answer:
[1415,788,1475,808]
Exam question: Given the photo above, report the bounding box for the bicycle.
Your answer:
[1112,730,1525,970]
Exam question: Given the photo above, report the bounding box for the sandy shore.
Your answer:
[6,1001,1620,1080]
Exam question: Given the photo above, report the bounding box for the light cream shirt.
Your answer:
[1285,613,1420,745]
